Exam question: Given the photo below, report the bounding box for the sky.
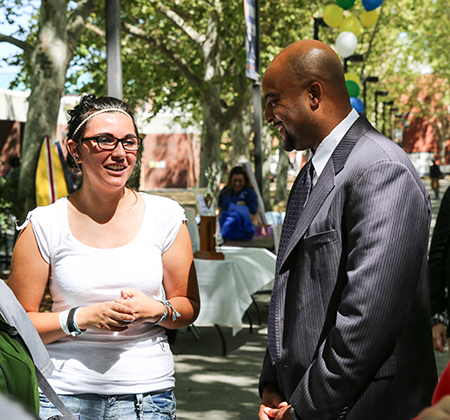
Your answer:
[0,2,39,73]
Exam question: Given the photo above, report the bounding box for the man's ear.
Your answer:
[308,82,323,110]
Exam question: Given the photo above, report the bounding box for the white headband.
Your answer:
[72,108,133,138]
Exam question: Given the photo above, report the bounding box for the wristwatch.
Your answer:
[431,312,449,327]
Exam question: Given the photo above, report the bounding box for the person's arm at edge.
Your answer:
[429,187,450,351]
[7,223,65,344]
[159,222,200,328]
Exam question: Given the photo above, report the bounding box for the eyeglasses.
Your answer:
[82,134,142,151]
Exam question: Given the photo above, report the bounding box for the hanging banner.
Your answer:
[35,135,69,207]
[244,0,259,81]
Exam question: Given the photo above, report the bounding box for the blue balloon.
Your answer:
[350,97,364,113]
[362,0,384,11]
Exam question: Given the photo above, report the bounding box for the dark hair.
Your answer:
[67,94,138,144]
[66,94,141,189]
[222,166,253,196]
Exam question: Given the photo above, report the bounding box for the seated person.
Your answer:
[218,166,258,220]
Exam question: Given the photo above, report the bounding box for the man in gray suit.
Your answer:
[259,40,437,420]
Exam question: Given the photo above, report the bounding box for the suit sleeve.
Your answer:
[291,159,431,418]
[428,186,450,316]
[259,348,279,397]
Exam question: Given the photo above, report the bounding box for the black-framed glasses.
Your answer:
[82,134,142,151]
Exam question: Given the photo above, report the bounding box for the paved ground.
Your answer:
[171,176,450,420]
[171,292,270,420]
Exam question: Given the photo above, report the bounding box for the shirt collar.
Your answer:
[311,108,359,180]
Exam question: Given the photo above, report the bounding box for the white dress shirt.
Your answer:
[310,108,360,186]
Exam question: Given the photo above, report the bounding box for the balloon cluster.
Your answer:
[323,0,384,112]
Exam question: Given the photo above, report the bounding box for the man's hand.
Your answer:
[259,383,290,420]
[433,324,447,353]
[261,403,291,420]
[417,396,450,419]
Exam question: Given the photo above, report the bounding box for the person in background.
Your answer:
[218,166,259,219]
[429,185,450,354]
[259,39,436,420]
[430,159,442,200]
[7,94,200,420]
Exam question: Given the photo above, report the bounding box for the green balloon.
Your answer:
[336,0,356,9]
[346,80,360,97]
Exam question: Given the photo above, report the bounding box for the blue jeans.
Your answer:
[39,390,176,420]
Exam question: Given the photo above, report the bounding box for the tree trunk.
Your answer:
[275,141,289,206]
[199,6,223,194]
[229,101,252,167]
[17,0,96,222]
[18,0,71,222]
[261,124,273,212]
[199,85,224,195]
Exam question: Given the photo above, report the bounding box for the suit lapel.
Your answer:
[279,115,371,272]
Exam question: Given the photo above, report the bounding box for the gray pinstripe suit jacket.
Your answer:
[260,116,437,420]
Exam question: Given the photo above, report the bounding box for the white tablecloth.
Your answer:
[194,247,275,335]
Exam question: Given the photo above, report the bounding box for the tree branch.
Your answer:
[220,86,249,131]
[66,0,97,53]
[85,22,105,38]
[123,22,203,89]
[149,0,206,48]
[0,34,33,58]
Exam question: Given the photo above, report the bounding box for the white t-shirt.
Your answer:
[21,192,185,395]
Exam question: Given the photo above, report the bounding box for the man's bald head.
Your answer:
[271,40,349,100]
[262,40,353,151]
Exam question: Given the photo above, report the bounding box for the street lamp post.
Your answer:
[362,76,379,117]
[375,91,388,129]
[343,54,364,73]
[389,106,399,140]
[382,100,394,136]
[313,17,328,41]
[105,0,122,99]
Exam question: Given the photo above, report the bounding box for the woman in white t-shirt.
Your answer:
[8,94,200,420]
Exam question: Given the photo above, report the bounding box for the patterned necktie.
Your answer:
[267,159,314,364]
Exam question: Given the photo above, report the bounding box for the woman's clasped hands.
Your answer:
[115,288,166,325]
[75,288,163,332]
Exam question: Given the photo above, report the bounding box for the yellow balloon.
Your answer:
[360,9,379,27]
[323,4,344,28]
[340,15,362,37]
[345,72,360,84]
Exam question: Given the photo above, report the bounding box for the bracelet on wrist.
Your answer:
[59,309,71,335]
[150,300,181,325]
[67,307,86,336]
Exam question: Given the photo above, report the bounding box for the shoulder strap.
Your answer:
[0,316,79,419]
[35,368,80,419]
